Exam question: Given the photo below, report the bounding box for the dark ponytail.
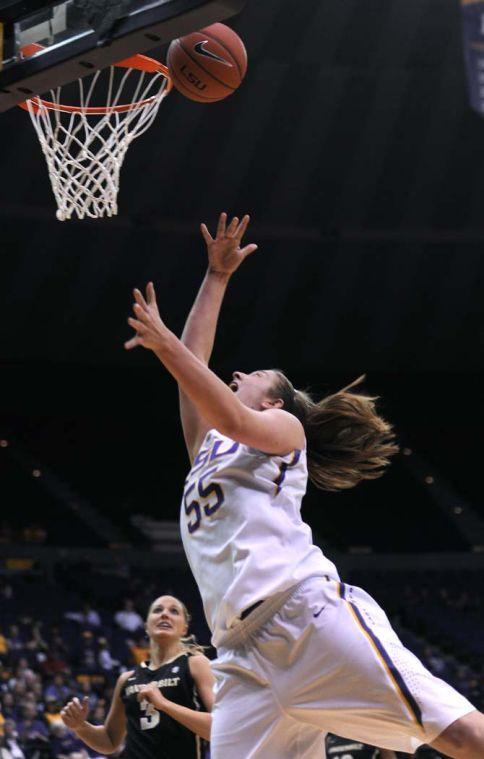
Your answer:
[271,372,398,492]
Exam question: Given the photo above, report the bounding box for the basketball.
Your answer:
[166,23,247,103]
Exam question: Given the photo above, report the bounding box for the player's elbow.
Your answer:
[102,737,120,755]
[103,728,122,754]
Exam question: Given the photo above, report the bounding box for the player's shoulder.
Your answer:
[114,669,136,695]
[188,653,211,676]
[260,407,305,445]
[116,669,136,688]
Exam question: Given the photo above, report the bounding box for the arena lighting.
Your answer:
[0,439,8,447]
[454,506,464,515]
[424,475,434,485]
[403,447,412,456]
[32,468,42,477]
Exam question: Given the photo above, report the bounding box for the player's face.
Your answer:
[146,595,188,643]
[229,369,280,410]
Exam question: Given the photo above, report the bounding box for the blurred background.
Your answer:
[0,0,483,757]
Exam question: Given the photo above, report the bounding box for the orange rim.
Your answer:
[18,44,172,114]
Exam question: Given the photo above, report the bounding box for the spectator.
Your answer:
[10,685,26,703]
[21,695,41,719]
[41,631,68,677]
[114,600,143,633]
[15,704,48,744]
[74,683,97,711]
[11,661,35,689]
[126,635,149,665]
[49,723,87,759]
[0,672,10,696]
[65,606,101,630]
[76,634,97,675]
[30,681,44,706]
[6,629,24,658]
[90,704,105,726]
[47,628,68,660]
[1,696,17,722]
[44,676,70,704]
[2,720,24,759]
[96,639,119,676]
[44,699,63,728]
[25,626,48,660]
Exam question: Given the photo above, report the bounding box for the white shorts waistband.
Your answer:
[218,574,331,649]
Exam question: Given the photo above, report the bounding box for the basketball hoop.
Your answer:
[19,44,172,220]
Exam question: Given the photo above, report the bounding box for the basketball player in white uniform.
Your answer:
[125,213,484,758]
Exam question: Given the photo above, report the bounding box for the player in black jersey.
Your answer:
[61,595,214,759]
[326,734,398,759]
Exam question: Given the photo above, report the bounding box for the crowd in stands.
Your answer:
[0,566,482,759]
[0,573,159,759]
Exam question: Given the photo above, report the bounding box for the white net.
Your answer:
[25,61,171,220]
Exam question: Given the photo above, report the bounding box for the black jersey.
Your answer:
[326,734,381,759]
[120,653,204,759]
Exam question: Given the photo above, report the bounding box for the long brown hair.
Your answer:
[270,372,398,492]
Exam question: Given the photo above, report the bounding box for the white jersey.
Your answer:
[179,428,338,646]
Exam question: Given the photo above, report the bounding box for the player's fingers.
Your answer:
[216,212,227,237]
[227,216,239,236]
[124,336,140,350]
[133,288,149,310]
[235,214,250,240]
[241,243,258,257]
[128,317,146,334]
[133,303,150,323]
[200,223,213,245]
[146,282,157,307]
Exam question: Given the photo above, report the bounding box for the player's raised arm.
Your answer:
[178,213,258,461]
[61,672,129,754]
[124,283,303,456]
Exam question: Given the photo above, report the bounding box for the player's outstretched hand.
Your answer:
[201,212,258,276]
[61,696,89,730]
[124,282,169,352]
[137,683,169,711]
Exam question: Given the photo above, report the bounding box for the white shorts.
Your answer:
[210,575,475,758]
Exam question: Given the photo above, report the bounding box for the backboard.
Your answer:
[0,0,245,111]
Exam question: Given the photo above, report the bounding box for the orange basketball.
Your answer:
[167,23,247,103]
